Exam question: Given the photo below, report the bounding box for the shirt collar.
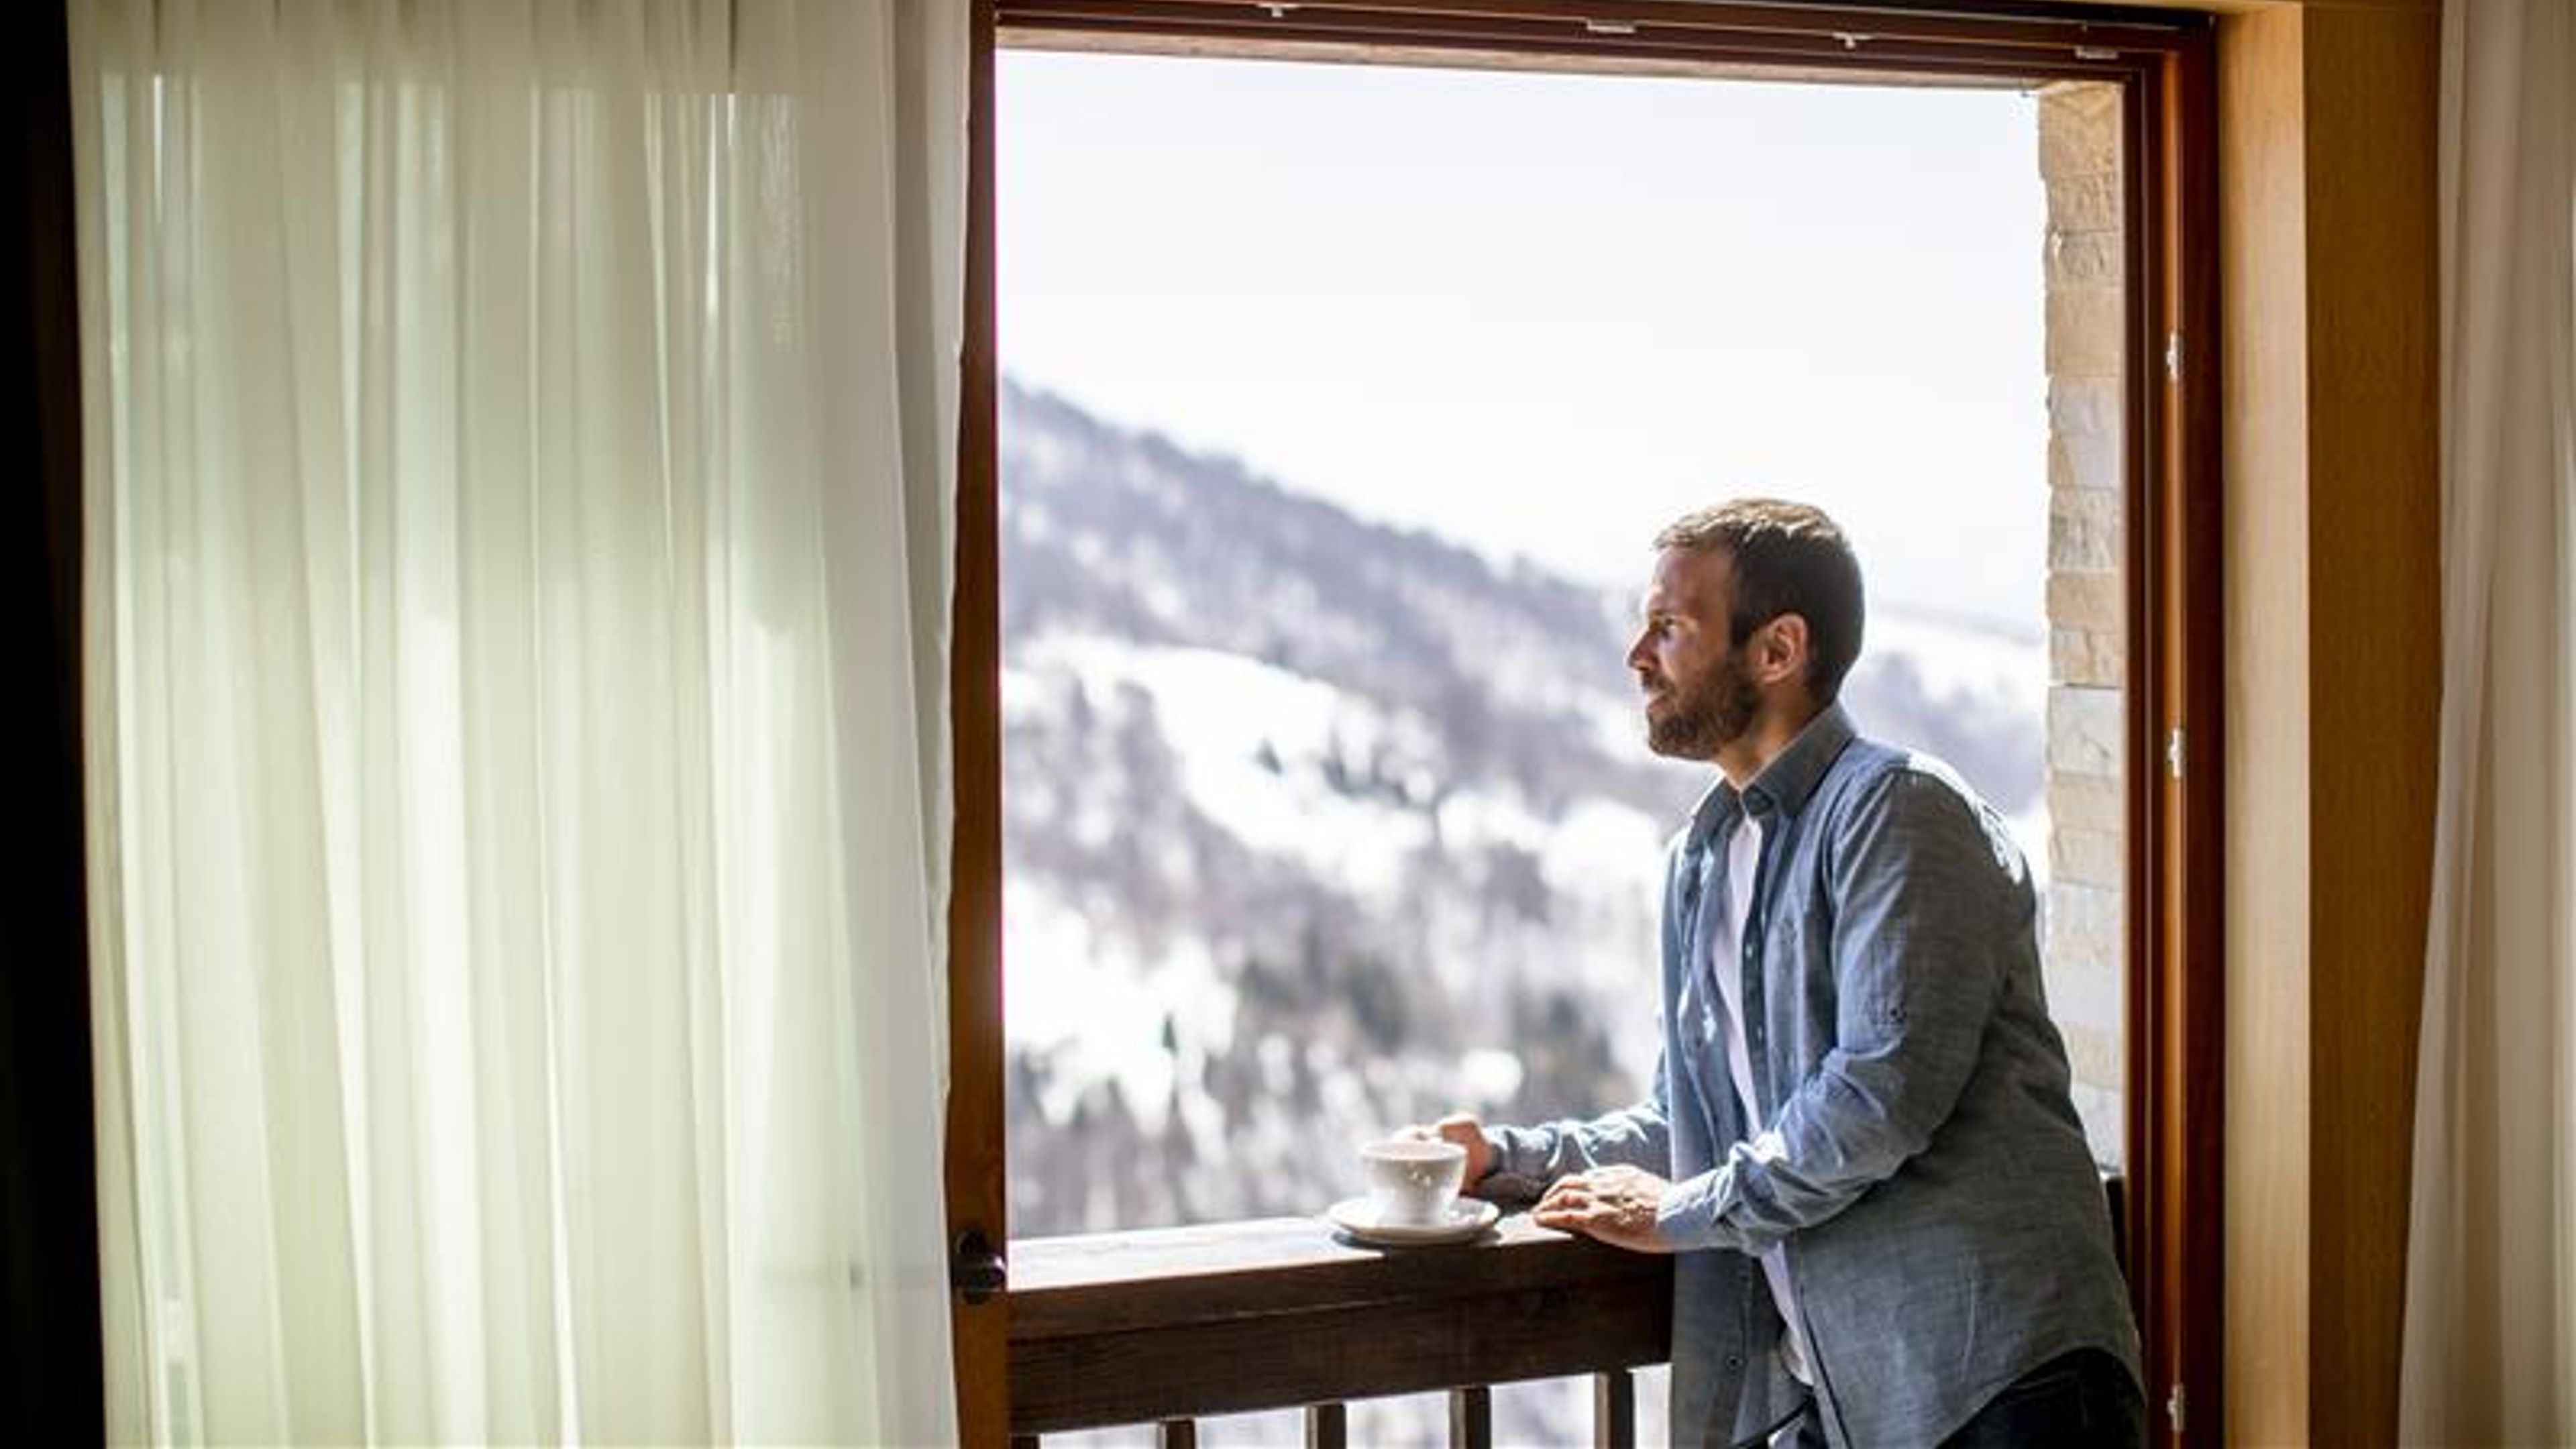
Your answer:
[1683,703,1858,853]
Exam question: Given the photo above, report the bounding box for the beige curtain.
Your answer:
[70,1,967,1442]
[2401,0,2576,1441]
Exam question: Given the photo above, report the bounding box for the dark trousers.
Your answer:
[1772,1349,2145,1448]
[1939,1349,2145,1448]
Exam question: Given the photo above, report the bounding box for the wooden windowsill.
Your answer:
[1008,1171,2125,1436]
[1008,1208,1673,1434]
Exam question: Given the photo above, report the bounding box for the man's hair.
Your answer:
[1654,498,1866,702]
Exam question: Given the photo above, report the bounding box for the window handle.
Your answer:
[951,1227,1007,1305]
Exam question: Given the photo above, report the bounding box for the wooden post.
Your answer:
[1595,1368,1636,1449]
[1449,1386,1493,1449]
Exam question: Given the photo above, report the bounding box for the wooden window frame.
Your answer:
[947,3,2224,1443]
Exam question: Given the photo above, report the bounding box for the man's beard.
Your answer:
[1645,650,1760,761]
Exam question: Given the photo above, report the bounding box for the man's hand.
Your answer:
[1402,1113,1492,1185]
[1532,1165,1678,1254]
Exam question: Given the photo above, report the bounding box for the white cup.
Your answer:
[1360,1138,1467,1226]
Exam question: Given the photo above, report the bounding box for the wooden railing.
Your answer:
[1007,1211,1672,1447]
[1006,1174,2125,1446]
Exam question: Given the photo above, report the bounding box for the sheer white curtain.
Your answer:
[2402,0,2576,1442]
[69,1,965,1442]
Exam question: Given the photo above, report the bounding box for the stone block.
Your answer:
[2051,880,2123,948]
[2072,1084,2126,1169]
[2039,80,2123,148]
[2040,938,2123,1029]
[2047,571,2124,634]
[2046,227,2126,288]
[2051,625,2123,688]
[2050,824,2125,888]
[2043,170,2124,232]
[2039,108,2121,180]
[2047,378,2125,458]
[2048,686,2123,775]
[2043,914,2117,977]
[2046,424,2124,494]
[2047,284,2126,376]
[2057,1018,2126,1093]
[2048,772,2125,833]
[2050,487,2124,572]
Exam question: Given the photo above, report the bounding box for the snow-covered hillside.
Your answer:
[996,380,2050,1242]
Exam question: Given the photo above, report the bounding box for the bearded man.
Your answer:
[1418,500,2142,1448]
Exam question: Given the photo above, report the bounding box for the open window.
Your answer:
[948,5,2220,1444]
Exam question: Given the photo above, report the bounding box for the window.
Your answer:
[1000,52,2129,1233]
[949,7,2222,1444]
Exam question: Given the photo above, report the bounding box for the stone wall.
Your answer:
[2037,81,2126,1167]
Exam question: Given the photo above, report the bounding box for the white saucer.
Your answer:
[1325,1195,1501,1246]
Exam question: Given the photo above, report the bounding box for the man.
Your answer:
[1418,500,2141,1447]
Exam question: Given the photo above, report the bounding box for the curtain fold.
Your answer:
[2402,0,2576,1442]
[68,1,965,1442]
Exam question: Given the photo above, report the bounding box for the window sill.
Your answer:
[1008,1208,1672,1434]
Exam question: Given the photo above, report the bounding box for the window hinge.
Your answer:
[2165,727,2186,780]
[2165,331,2183,382]
[1583,19,1638,36]
[2167,1382,2187,1433]
[2075,44,2120,61]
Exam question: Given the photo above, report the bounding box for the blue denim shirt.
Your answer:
[1485,706,2140,1447]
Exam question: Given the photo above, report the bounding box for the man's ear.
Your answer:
[1756,614,1811,689]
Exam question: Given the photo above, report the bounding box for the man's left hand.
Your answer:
[1532,1165,1678,1254]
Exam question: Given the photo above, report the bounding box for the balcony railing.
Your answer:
[1007,1210,1670,1447]
[1005,1175,2124,1446]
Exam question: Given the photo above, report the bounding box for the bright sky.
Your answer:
[999,50,2051,627]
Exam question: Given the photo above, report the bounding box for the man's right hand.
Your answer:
[1405,1112,1493,1184]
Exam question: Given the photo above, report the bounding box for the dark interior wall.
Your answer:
[1,0,105,1438]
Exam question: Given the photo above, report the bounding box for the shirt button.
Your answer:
[1725,1354,1744,1371]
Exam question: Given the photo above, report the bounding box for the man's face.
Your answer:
[1626,545,1760,761]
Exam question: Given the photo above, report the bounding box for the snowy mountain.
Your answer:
[996,380,2049,1242]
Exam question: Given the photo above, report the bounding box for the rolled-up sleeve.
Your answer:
[1656,768,2015,1254]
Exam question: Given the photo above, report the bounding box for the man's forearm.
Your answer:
[1484,1104,1670,1188]
[1653,1034,1972,1252]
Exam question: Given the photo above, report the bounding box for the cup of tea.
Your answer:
[1360,1138,1467,1226]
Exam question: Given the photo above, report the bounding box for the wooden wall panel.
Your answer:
[2299,3,2441,1442]
[2216,9,2314,1442]
[2210,1,2440,1442]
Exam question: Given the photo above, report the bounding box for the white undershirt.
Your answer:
[1709,813,1813,1385]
